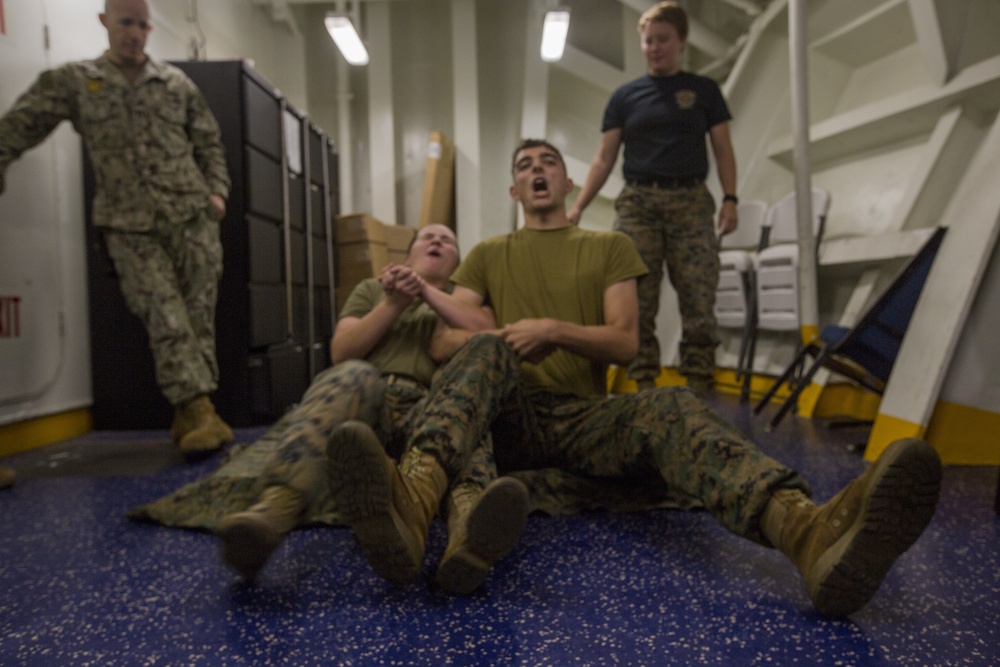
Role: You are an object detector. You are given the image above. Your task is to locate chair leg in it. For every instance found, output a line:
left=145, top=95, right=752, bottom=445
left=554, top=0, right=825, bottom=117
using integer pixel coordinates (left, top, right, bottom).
left=736, top=321, right=754, bottom=401
left=766, top=349, right=830, bottom=432
left=739, top=321, right=757, bottom=403
left=738, top=277, right=758, bottom=403
left=994, top=464, right=999, bottom=515
left=735, top=324, right=750, bottom=382
left=753, top=344, right=809, bottom=415
left=739, top=348, right=753, bottom=403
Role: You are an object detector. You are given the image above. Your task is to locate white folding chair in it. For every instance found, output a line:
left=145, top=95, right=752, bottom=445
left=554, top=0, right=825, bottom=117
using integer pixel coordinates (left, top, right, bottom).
left=745, top=187, right=832, bottom=391
left=714, top=199, right=768, bottom=400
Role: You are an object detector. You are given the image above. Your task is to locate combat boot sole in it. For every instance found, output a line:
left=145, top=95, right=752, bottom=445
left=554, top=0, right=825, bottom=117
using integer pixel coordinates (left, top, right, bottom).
left=436, top=478, right=530, bottom=595
left=326, top=422, right=422, bottom=586
left=808, top=438, right=941, bottom=616
left=218, top=513, right=282, bottom=582
left=179, top=421, right=234, bottom=455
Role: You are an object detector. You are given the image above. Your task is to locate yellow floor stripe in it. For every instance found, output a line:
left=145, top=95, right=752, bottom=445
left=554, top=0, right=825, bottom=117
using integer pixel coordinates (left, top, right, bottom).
left=866, top=414, right=926, bottom=461
left=918, top=401, right=1000, bottom=465
left=611, top=367, right=998, bottom=466
left=0, top=409, right=92, bottom=457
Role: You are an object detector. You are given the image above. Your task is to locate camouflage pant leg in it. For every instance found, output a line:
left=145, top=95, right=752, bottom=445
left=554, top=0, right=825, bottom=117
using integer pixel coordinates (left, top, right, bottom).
left=380, top=382, right=431, bottom=461
left=407, top=334, right=524, bottom=482
left=614, top=184, right=720, bottom=381
left=103, top=211, right=223, bottom=406
left=401, top=332, right=799, bottom=540
left=447, top=436, right=499, bottom=498
left=258, top=360, right=425, bottom=511
left=527, top=387, right=809, bottom=544
left=661, top=185, right=720, bottom=380
left=176, top=212, right=224, bottom=393
left=614, top=186, right=666, bottom=382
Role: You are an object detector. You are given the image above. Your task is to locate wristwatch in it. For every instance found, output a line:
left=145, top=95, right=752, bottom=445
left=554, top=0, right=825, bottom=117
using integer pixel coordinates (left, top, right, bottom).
left=723, top=194, right=739, bottom=205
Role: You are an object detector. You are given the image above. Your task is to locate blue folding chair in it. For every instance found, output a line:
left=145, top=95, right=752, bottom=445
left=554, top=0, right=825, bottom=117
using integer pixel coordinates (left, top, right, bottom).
left=754, top=227, right=947, bottom=432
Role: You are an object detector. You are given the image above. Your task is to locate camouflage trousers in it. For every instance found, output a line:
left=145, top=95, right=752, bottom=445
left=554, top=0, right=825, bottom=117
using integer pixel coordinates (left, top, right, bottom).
left=614, top=183, right=721, bottom=382
left=104, top=210, right=222, bottom=407
left=408, top=334, right=809, bottom=544
left=258, top=360, right=496, bottom=514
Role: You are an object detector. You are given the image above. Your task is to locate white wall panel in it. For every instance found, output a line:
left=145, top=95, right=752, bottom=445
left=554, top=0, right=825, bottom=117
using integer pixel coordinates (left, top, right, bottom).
left=0, top=0, right=90, bottom=424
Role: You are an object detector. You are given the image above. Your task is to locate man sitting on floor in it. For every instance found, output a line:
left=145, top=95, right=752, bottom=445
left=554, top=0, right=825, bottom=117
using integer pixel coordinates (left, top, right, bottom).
left=326, top=139, right=942, bottom=617
left=216, top=224, right=529, bottom=592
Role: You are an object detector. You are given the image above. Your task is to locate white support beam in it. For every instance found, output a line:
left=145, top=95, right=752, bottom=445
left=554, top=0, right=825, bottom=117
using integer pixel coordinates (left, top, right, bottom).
left=519, top=0, right=551, bottom=228
left=451, top=0, right=483, bottom=248
left=718, top=0, right=763, bottom=16
left=687, top=16, right=731, bottom=58
left=889, top=106, right=975, bottom=233
left=336, top=57, right=355, bottom=214
left=557, top=44, right=630, bottom=94
left=908, top=0, right=950, bottom=84
left=521, top=0, right=550, bottom=140
left=788, top=0, right=819, bottom=343
left=868, top=110, right=1000, bottom=459
left=564, top=154, right=623, bottom=201
left=366, top=2, right=397, bottom=223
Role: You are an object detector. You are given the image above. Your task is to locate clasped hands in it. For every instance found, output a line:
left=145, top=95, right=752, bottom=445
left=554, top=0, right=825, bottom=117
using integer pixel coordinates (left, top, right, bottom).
left=380, top=263, right=556, bottom=363
left=378, top=263, right=426, bottom=306
left=492, top=318, right=559, bottom=364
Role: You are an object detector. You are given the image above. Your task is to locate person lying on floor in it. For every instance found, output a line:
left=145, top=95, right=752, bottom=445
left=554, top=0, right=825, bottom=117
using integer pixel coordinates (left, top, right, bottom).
left=216, top=224, right=530, bottom=592
left=326, top=138, right=943, bottom=617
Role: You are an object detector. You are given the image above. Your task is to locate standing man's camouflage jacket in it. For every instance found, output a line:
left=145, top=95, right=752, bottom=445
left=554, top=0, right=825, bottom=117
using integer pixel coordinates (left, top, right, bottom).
left=0, top=54, right=230, bottom=231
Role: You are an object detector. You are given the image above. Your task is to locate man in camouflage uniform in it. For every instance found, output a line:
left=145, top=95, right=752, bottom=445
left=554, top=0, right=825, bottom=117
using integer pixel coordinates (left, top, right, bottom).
left=218, top=225, right=529, bottom=594
left=0, top=0, right=232, bottom=453
left=329, top=139, right=943, bottom=617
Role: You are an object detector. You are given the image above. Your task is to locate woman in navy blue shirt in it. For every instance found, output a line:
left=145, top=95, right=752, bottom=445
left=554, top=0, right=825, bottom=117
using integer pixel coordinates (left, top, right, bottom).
left=568, top=1, right=738, bottom=395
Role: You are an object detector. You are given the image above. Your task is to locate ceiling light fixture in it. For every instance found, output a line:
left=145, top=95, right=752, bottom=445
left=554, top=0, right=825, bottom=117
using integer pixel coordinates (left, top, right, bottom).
left=325, top=14, right=369, bottom=66
left=540, top=9, right=570, bottom=62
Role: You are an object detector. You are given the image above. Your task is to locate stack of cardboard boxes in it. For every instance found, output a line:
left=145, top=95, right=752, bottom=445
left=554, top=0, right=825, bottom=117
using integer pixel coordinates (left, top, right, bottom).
left=334, top=213, right=417, bottom=310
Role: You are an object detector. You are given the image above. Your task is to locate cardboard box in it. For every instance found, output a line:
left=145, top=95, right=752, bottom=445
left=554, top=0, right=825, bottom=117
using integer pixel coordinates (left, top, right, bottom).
left=386, top=249, right=408, bottom=265
left=383, top=224, right=416, bottom=253
left=337, top=241, right=389, bottom=288
left=419, top=131, right=455, bottom=229
left=335, top=213, right=386, bottom=244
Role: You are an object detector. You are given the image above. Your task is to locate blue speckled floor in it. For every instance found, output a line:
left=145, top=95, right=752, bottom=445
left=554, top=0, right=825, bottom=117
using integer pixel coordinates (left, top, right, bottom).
left=1, top=396, right=998, bottom=666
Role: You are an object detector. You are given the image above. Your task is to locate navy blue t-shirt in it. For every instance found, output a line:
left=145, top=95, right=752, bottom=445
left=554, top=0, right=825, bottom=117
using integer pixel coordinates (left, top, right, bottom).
left=602, top=71, right=732, bottom=182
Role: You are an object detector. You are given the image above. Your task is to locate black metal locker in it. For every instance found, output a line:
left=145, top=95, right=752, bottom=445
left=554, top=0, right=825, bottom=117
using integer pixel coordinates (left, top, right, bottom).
left=85, top=60, right=338, bottom=429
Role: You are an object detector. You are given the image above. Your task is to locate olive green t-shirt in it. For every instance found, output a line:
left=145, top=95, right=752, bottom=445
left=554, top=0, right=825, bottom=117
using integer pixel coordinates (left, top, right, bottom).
left=339, top=279, right=442, bottom=387
left=452, top=226, right=647, bottom=397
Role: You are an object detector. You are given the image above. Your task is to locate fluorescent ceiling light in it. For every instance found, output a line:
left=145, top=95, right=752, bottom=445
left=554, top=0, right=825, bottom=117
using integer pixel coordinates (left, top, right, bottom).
left=325, top=15, right=369, bottom=66
left=540, top=9, right=570, bottom=62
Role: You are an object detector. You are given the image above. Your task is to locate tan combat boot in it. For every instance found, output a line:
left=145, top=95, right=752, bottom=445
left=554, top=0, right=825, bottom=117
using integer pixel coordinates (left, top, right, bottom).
left=435, top=477, right=530, bottom=595
left=169, top=407, right=194, bottom=446
left=326, top=421, right=447, bottom=586
left=762, top=438, right=941, bottom=616
left=0, top=466, right=15, bottom=489
left=174, top=396, right=234, bottom=454
left=217, top=485, right=306, bottom=581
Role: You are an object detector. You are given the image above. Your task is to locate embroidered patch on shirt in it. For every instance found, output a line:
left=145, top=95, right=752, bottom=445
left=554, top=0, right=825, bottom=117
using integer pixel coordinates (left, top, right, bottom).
left=87, top=78, right=102, bottom=94
left=675, top=89, right=696, bottom=109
